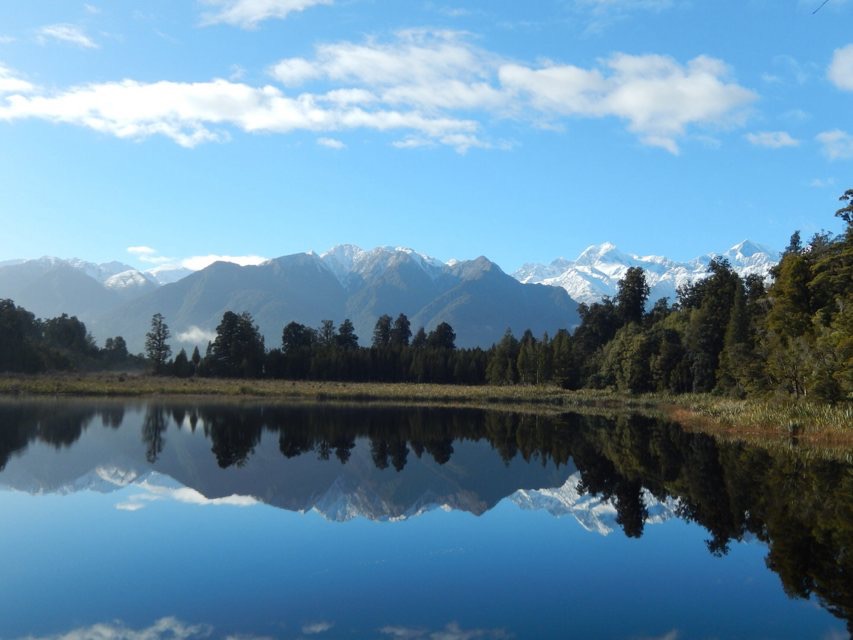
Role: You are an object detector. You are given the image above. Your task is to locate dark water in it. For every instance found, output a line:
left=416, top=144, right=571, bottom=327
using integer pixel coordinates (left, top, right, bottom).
left=0, top=399, right=850, bottom=639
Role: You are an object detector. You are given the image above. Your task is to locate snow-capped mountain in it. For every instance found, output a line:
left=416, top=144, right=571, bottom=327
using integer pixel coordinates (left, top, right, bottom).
left=144, top=264, right=194, bottom=286
left=514, top=240, right=780, bottom=306
left=510, top=471, right=678, bottom=536
left=320, top=244, right=446, bottom=286
left=104, top=269, right=158, bottom=291
left=65, top=258, right=138, bottom=283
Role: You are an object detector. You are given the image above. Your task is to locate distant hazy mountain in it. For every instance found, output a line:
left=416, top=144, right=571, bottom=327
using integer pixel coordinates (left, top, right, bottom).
left=92, top=247, right=581, bottom=352
left=1, top=240, right=779, bottom=351
left=94, top=253, right=348, bottom=353
left=0, top=257, right=155, bottom=321
left=514, top=240, right=780, bottom=306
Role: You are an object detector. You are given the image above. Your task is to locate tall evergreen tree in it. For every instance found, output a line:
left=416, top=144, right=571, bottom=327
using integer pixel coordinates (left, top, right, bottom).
left=206, top=311, right=265, bottom=377
left=616, top=266, right=650, bottom=326
left=145, top=313, right=171, bottom=374
left=390, top=313, right=412, bottom=348
left=372, top=314, right=392, bottom=349
left=336, top=319, right=359, bottom=350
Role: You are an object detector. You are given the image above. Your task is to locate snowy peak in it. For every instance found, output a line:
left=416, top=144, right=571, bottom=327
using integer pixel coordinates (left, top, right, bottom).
left=320, top=244, right=446, bottom=285
left=513, top=241, right=779, bottom=306
left=103, top=269, right=157, bottom=291
left=144, top=265, right=193, bottom=286
left=63, top=258, right=136, bottom=283
left=510, top=471, right=678, bottom=536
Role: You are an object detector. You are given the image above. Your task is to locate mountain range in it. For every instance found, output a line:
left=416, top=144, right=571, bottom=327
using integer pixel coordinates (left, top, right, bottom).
left=514, top=240, right=780, bottom=305
left=0, top=241, right=778, bottom=353
left=0, top=415, right=676, bottom=531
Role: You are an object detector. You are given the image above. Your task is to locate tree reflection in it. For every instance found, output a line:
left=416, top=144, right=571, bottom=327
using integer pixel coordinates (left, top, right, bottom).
left=142, top=406, right=167, bottom=464
left=0, top=399, right=850, bottom=631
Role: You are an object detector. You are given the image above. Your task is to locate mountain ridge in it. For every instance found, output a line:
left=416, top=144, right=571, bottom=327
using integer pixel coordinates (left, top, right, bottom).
left=0, top=240, right=778, bottom=352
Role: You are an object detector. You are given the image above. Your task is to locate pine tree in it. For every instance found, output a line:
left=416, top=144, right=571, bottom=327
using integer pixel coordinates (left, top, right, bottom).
left=145, top=313, right=171, bottom=374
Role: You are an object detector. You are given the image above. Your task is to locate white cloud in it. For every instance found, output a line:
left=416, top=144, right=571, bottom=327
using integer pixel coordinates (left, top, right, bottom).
left=269, top=30, right=506, bottom=111
left=809, top=177, right=836, bottom=188
left=501, top=53, right=755, bottom=153
left=84, top=4, right=101, bottom=14
left=828, top=43, right=853, bottom=91
left=569, top=0, right=674, bottom=33
left=745, top=131, right=800, bottom=148
left=379, top=627, right=426, bottom=639
left=115, top=501, right=146, bottom=512
left=816, top=129, right=853, bottom=159
left=128, top=247, right=268, bottom=273
left=127, top=245, right=158, bottom=256
left=301, top=621, right=334, bottom=635
left=379, top=623, right=510, bottom=640
left=116, top=478, right=259, bottom=511
left=200, top=0, right=333, bottom=29
left=18, top=617, right=212, bottom=640
left=0, top=64, right=35, bottom=94
left=176, top=326, right=218, bottom=344
left=0, top=35, right=16, bottom=44
left=140, top=479, right=258, bottom=507
left=180, top=254, right=267, bottom=270
left=127, top=246, right=173, bottom=265
left=638, top=632, right=679, bottom=640
left=317, top=136, right=345, bottom=149
left=0, top=31, right=756, bottom=153
left=36, top=24, right=99, bottom=49
left=0, top=74, right=479, bottom=150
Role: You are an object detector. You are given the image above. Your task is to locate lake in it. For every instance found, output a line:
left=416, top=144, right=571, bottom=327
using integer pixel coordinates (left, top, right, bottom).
left=0, top=399, right=850, bottom=639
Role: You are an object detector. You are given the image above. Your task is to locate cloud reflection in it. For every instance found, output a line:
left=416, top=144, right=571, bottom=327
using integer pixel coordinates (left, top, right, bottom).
left=114, top=475, right=258, bottom=512
left=301, top=621, right=334, bottom=634
left=380, top=622, right=511, bottom=640
left=18, top=617, right=212, bottom=640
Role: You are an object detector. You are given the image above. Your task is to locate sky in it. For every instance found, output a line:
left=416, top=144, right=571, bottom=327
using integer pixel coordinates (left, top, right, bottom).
left=0, top=0, right=851, bottom=274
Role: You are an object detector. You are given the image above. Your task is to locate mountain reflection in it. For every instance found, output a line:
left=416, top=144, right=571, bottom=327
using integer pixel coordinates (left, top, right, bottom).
left=0, top=399, right=851, bottom=631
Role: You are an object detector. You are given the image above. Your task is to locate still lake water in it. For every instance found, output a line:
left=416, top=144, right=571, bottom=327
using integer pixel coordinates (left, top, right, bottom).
left=0, top=399, right=850, bottom=640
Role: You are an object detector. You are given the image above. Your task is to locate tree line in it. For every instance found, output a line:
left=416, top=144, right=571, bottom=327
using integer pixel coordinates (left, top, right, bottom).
left=2, top=190, right=850, bottom=401
left=0, top=302, right=142, bottom=373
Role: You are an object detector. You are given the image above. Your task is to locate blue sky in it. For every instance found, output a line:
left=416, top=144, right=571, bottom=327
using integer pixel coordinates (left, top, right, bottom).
left=1, top=0, right=851, bottom=273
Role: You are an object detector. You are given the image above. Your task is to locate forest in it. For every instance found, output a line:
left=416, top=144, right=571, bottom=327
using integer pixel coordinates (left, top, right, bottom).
left=1, top=190, right=851, bottom=402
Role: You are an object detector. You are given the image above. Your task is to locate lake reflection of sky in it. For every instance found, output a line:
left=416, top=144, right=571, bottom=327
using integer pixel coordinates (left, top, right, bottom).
left=0, top=486, right=843, bottom=639
left=0, top=402, right=848, bottom=639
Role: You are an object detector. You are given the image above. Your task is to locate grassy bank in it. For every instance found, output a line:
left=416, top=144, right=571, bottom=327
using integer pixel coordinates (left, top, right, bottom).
left=0, top=373, right=850, bottom=449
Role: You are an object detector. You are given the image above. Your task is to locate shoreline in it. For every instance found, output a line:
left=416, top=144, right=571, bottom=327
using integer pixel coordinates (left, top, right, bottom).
left=1, top=373, right=850, bottom=452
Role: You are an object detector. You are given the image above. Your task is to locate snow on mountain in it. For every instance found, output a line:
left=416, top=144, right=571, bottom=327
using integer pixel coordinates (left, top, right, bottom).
left=59, top=465, right=142, bottom=495
left=64, top=258, right=137, bottom=283
left=103, top=269, right=157, bottom=291
left=514, top=241, right=780, bottom=306
left=510, top=471, right=678, bottom=536
left=320, top=244, right=446, bottom=285
left=144, top=264, right=194, bottom=285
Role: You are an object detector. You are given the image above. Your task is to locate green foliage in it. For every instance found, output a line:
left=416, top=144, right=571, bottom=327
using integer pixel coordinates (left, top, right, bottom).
left=427, top=322, right=456, bottom=350
left=145, top=313, right=172, bottom=374
left=372, top=314, right=392, bottom=349
left=0, top=299, right=43, bottom=372
left=390, top=313, right=412, bottom=348
left=205, top=311, right=265, bottom=378
left=616, top=266, right=650, bottom=326
left=336, top=318, right=359, bottom=350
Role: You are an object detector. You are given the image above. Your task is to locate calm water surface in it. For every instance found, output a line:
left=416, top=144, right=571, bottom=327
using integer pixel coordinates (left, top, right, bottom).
left=0, top=400, right=850, bottom=639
